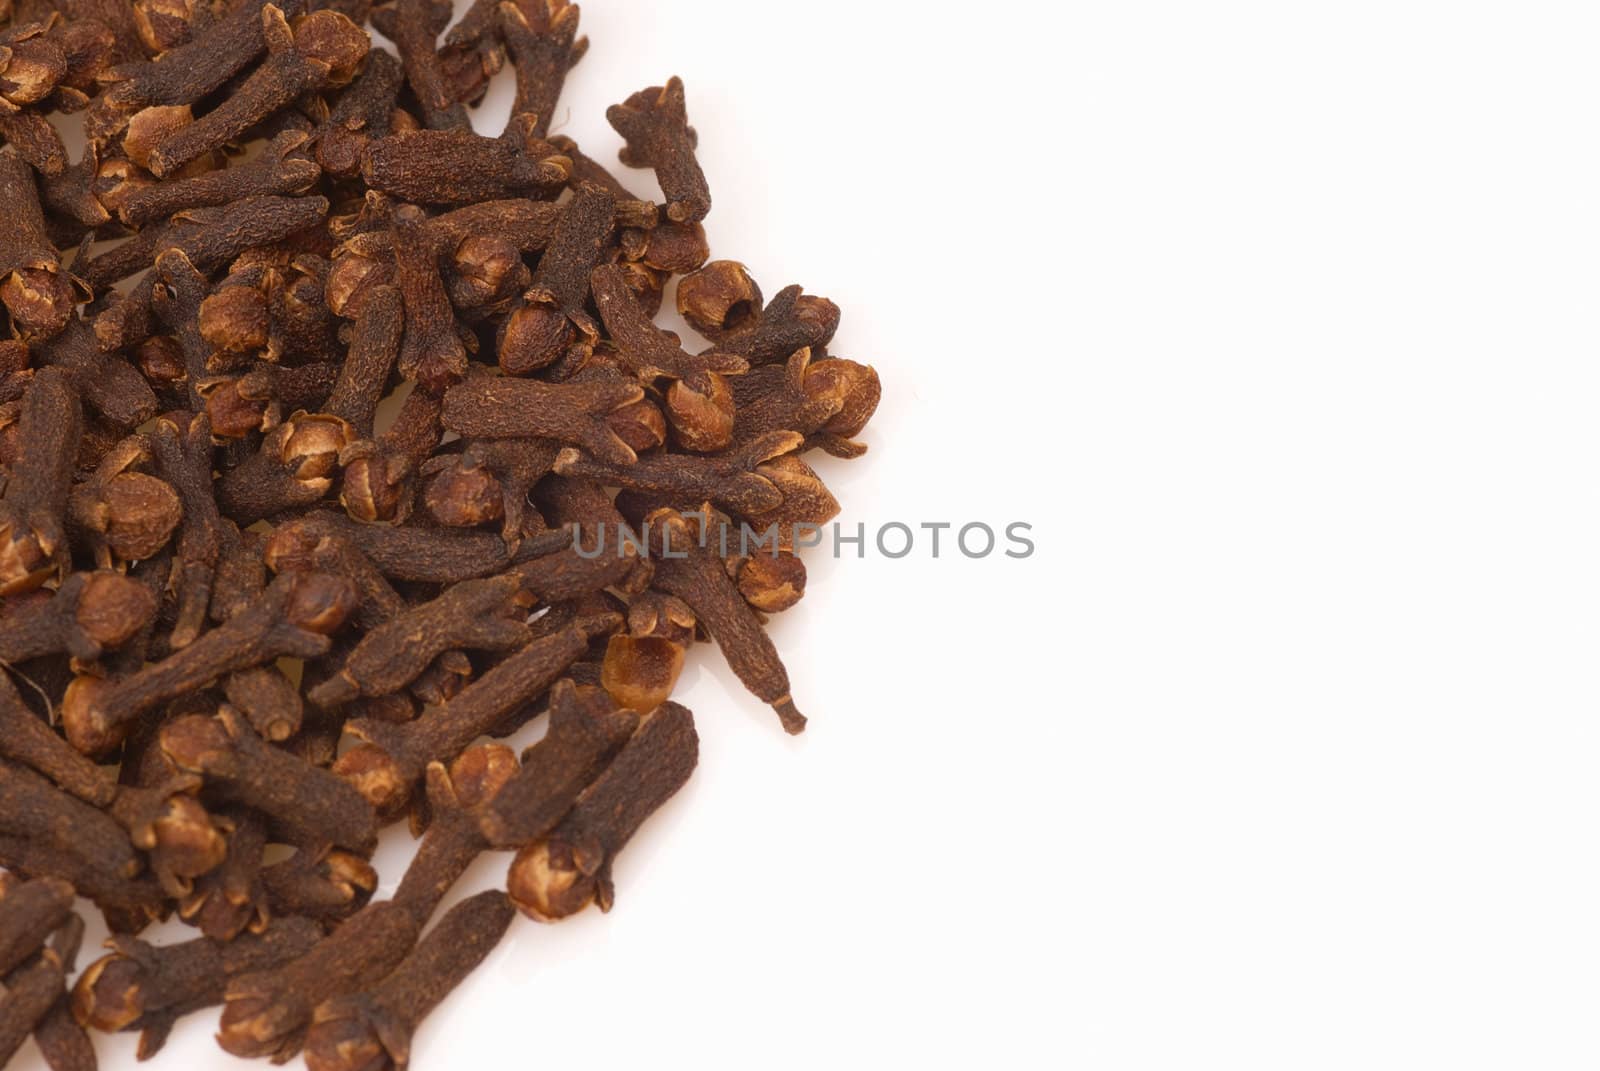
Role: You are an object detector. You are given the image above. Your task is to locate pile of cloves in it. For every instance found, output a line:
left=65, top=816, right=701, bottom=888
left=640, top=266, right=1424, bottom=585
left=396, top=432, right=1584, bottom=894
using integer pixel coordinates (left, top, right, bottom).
left=0, top=0, right=878, bottom=1066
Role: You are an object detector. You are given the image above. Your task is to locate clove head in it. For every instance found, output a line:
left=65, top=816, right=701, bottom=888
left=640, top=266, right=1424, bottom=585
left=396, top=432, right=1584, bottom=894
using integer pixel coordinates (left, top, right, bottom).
left=423, top=455, right=503, bottom=528
left=75, top=571, right=160, bottom=650
left=285, top=570, right=360, bottom=634
left=496, top=294, right=573, bottom=376
left=281, top=412, right=355, bottom=485
left=1, top=267, right=75, bottom=340
left=61, top=673, right=118, bottom=755
left=507, top=836, right=600, bottom=922
left=200, top=287, right=271, bottom=354
left=665, top=371, right=735, bottom=453
left=72, top=951, right=148, bottom=1032
left=84, top=472, right=183, bottom=563
left=737, top=551, right=807, bottom=613
left=292, top=11, right=372, bottom=86
left=676, top=260, right=762, bottom=338
left=145, top=793, right=229, bottom=883
left=331, top=743, right=407, bottom=817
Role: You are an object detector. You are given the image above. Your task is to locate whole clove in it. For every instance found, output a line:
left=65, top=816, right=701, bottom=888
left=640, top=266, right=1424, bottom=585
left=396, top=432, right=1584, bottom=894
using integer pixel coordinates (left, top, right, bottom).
left=0, top=147, right=80, bottom=338
left=0, top=366, right=81, bottom=594
left=508, top=699, right=697, bottom=920
left=304, top=889, right=515, bottom=1071
left=606, top=77, right=711, bottom=224
left=62, top=569, right=357, bottom=754
left=0, top=914, right=83, bottom=1067
left=0, top=876, right=75, bottom=979
left=335, top=611, right=619, bottom=814
left=73, top=915, right=323, bottom=1058
left=160, top=706, right=379, bottom=852
left=308, top=573, right=534, bottom=709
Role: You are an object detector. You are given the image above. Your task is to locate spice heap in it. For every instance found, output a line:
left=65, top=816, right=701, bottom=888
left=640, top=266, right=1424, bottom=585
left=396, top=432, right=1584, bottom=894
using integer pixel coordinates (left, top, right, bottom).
left=0, top=0, right=880, bottom=1065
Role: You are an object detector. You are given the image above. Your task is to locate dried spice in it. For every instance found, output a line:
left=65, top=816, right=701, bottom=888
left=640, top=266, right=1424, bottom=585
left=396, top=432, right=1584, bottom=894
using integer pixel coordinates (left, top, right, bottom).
left=160, top=707, right=379, bottom=852
left=73, top=916, right=323, bottom=1058
left=0, top=1, right=879, bottom=1066
left=0, top=875, right=74, bottom=979
left=508, top=699, right=697, bottom=920
left=0, top=912, right=84, bottom=1067
left=335, top=612, right=620, bottom=815
left=304, top=890, right=514, bottom=1071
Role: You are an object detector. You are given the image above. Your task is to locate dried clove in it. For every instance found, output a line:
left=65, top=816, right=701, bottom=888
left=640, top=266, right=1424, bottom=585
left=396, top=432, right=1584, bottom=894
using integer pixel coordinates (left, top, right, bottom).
left=0, top=568, right=155, bottom=668
left=315, top=47, right=403, bottom=178
left=62, top=569, right=357, bottom=754
left=175, top=804, right=268, bottom=940
left=0, top=147, right=80, bottom=338
left=308, top=573, right=533, bottom=709
left=120, top=127, right=322, bottom=226
left=606, top=77, right=711, bottom=224
left=73, top=915, right=323, bottom=1058
left=553, top=430, right=802, bottom=518
left=339, top=385, right=443, bottom=521
left=0, top=875, right=74, bottom=979
left=590, top=261, right=747, bottom=381
left=479, top=678, right=637, bottom=848
left=160, top=706, right=379, bottom=851
left=441, top=373, right=644, bottom=465
left=0, top=913, right=82, bottom=1067
left=305, top=889, right=514, bottom=1071
left=497, top=0, right=585, bottom=139
left=360, top=119, right=570, bottom=204
left=335, top=611, right=619, bottom=814
left=369, top=0, right=467, bottom=131
left=141, top=6, right=368, bottom=178
left=282, top=502, right=570, bottom=584
left=495, top=181, right=613, bottom=375
left=0, top=674, right=116, bottom=805
left=508, top=699, right=697, bottom=919
left=0, top=366, right=81, bottom=594
left=65, top=434, right=183, bottom=568
left=390, top=204, right=469, bottom=392
left=644, top=506, right=806, bottom=734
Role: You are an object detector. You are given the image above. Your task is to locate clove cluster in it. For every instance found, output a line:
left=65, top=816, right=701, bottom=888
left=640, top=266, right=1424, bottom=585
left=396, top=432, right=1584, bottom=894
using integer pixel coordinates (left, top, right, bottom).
left=0, top=0, right=879, bottom=1067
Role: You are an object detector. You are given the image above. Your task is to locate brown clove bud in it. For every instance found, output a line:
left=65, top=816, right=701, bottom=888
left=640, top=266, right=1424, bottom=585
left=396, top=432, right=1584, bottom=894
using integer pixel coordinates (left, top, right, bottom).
left=0, top=672, right=116, bottom=806
left=589, top=261, right=747, bottom=381
left=508, top=699, right=697, bottom=919
left=0, top=568, right=155, bottom=667
left=360, top=117, right=571, bottom=204
left=305, top=889, right=515, bottom=1071
left=63, top=570, right=357, bottom=755
left=0, top=148, right=80, bottom=339
left=441, top=373, right=644, bottom=466
left=478, top=679, right=637, bottom=848
left=0, top=366, right=81, bottom=594
left=335, top=612, right=620, bottom=815
left=217, top=411, right=354, bottom=524
left=73, top=916, right=323, bottom=1059
left=160, top=706, right=379, bottom=852
left=316, top=48, right=404, bottom=178
left=496, top=182, right=612, bottom=375
left=553, top=430, right=802, bottom=518
left=309, top=574, right=534, bottom=709
left=644, top=506, right=805, bottom=733
left=274, top=509, right=571, bottom=584
left=121, top=127, right=321, bottom=226
left=143, top=6, right=369, bottom=178
left=0, top=876, right=74, bottom=980
left=66, top=434, right=183, bottom=568
left=606, top=77, right=710, bottom=224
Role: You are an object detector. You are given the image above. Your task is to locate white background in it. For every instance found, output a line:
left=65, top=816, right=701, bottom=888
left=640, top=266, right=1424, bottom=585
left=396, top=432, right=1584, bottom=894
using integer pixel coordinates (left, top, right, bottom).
left=26, top=1, right=1600, bottom=1069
